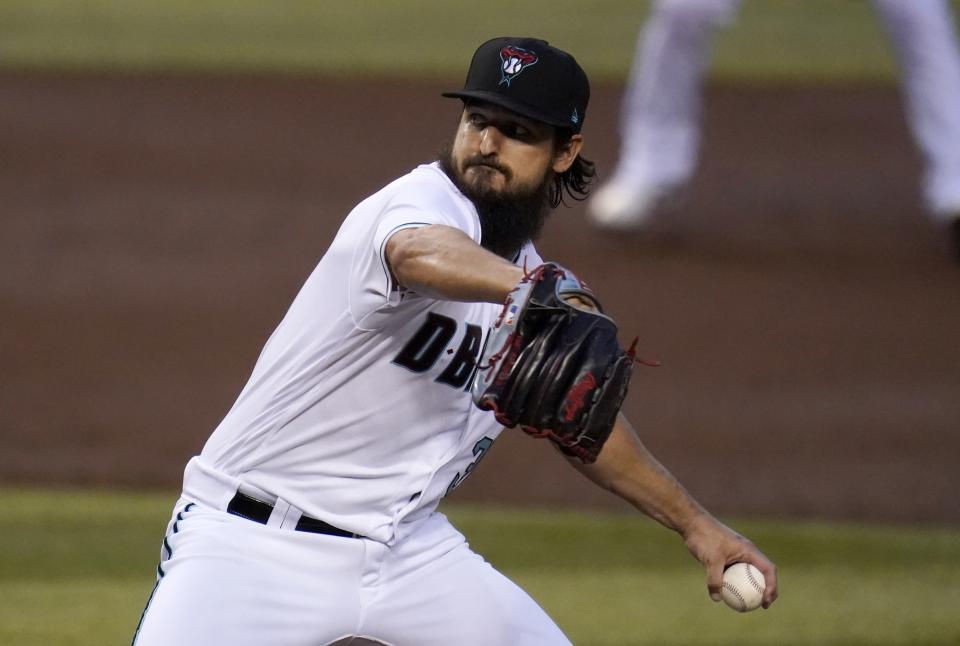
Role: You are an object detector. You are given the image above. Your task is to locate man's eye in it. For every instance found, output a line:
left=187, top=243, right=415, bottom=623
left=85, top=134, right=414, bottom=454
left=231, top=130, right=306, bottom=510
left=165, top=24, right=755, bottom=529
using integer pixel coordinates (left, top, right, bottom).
left=468, top=114, right=486, bottom=127
left=504, top=124, right=530, bottom=139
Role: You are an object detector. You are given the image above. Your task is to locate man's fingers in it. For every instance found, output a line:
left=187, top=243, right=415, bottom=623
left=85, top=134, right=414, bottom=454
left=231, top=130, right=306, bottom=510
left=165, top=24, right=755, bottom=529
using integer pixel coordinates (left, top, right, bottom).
left=757, top=561, right=779, bottom=609
left=706, top=562, right=724, bottom=602
left=562, top=294, right=599, bottom=311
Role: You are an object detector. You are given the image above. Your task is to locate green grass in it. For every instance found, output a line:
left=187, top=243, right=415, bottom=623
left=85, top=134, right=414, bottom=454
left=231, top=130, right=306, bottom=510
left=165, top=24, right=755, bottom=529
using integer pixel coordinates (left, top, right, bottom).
left=1, top=488, right=959, bottom=645
left=2, top=0, right=958, bottom=82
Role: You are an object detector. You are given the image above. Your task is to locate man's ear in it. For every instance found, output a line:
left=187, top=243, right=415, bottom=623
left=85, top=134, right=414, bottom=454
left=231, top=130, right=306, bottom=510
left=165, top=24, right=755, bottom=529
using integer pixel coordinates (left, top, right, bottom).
left=552, top=134, right=584, bottom=173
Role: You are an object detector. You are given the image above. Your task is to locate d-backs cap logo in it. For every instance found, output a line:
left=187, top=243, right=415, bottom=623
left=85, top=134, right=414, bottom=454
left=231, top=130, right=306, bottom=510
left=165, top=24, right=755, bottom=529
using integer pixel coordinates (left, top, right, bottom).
left=499, top=46, right=538, bottom=86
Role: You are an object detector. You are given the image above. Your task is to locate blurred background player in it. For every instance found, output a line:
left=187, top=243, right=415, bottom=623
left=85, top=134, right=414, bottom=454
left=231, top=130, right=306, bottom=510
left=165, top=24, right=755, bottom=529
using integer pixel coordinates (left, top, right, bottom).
left=588, top=0, right=960, bottom=258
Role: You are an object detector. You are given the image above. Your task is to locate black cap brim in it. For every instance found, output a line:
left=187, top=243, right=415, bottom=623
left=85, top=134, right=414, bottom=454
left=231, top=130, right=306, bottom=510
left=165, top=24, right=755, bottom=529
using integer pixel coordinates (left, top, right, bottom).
left=442, top=89, right=573, bottom=130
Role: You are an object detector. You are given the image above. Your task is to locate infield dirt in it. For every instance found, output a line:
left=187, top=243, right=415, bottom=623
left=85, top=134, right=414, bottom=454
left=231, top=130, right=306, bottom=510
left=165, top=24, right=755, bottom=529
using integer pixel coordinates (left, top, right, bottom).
left=2, top=74, right=958, bottom=522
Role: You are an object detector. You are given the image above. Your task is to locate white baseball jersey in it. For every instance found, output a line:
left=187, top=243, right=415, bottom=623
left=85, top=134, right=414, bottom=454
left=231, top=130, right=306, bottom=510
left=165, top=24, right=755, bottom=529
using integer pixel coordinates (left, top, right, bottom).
left=185, top=161, right=542, bottom=545
left=134, top=162, right=573, bottom=645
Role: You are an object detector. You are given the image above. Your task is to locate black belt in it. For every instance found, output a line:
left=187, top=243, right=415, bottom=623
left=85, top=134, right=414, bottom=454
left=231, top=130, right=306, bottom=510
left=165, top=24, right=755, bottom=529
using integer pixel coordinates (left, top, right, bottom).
left=226, top=491, right=361, bottom=539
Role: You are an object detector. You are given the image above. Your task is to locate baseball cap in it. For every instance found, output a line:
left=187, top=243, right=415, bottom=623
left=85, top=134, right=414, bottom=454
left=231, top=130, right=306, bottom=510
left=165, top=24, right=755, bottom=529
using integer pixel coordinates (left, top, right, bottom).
left=442, top=37, right=589, bottom=134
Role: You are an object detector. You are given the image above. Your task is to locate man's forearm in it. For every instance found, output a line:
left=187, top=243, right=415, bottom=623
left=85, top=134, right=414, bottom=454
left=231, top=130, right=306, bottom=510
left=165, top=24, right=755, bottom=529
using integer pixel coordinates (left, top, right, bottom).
left=571, top=414, right=709, bottom=535
left=386, top=225, right=524, bottom=303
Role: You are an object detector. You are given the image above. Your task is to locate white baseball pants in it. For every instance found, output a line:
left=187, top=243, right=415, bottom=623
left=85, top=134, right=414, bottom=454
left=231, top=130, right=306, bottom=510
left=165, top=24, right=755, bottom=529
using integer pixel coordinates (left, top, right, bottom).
left=132, top=498, right=572, bottom=645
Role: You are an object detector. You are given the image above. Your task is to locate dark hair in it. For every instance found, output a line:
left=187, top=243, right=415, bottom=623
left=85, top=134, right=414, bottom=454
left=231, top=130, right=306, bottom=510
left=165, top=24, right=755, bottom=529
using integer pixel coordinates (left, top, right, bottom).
left=549, top=129, right=595, bottom=208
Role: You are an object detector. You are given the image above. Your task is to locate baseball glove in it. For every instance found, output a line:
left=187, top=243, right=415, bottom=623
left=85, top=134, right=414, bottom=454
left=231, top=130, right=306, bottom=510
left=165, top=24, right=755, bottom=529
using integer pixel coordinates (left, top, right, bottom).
left=471, top=262, right=637, bottom=463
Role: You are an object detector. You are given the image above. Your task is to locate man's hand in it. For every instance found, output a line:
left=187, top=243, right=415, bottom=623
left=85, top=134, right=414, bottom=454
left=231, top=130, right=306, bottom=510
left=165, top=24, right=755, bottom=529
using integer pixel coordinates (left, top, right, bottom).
left=682, top=513, right=779, bottom=609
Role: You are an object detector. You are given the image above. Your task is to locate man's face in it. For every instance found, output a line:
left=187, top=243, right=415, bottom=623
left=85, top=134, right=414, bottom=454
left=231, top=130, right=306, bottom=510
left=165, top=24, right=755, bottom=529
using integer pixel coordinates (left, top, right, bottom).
left=441, top=100, right=585, bottom=259
left=449, top=102, right=559, bottom=198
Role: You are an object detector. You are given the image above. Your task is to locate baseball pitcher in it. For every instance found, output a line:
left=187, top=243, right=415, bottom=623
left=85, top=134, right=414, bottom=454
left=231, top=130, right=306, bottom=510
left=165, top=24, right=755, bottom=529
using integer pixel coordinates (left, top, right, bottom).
left=132, top=36, right=778, bottom=646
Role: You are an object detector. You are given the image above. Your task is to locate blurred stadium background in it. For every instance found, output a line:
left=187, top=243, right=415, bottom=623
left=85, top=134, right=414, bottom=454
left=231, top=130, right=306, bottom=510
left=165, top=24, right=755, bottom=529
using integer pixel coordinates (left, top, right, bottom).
left=2, top=1, right=959, bottom=644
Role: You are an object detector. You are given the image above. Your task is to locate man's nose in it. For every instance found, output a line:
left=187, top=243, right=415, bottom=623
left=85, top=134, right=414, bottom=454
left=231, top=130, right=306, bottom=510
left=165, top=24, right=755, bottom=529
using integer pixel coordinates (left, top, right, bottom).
left=479, top=126, right=503, bottom=156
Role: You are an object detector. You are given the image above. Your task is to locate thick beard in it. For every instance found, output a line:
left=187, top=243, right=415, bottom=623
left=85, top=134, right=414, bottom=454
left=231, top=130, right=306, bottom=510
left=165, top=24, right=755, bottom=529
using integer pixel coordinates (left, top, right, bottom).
left=438, top=141, right=553, bottom=261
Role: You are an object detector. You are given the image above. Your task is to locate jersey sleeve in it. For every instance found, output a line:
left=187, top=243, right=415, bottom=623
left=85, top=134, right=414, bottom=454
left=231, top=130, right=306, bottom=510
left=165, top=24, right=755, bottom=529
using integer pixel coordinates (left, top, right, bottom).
left=348, top=179, right=479, bottom=329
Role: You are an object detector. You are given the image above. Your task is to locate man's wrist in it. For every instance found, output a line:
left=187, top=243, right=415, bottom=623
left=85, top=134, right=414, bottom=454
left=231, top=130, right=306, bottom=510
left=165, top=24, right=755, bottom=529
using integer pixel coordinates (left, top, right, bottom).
left=676, top=507, right=715, bottom=539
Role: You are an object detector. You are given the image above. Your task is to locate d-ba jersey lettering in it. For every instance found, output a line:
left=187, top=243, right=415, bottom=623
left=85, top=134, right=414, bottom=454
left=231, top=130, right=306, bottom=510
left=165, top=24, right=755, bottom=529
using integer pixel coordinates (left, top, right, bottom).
left=189, top=162, right=543, bottom=545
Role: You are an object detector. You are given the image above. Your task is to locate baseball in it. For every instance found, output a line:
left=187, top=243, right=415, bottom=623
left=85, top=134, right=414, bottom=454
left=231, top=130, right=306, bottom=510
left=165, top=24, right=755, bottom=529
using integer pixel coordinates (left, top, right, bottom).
left=720, top=562, right=766, bottom=612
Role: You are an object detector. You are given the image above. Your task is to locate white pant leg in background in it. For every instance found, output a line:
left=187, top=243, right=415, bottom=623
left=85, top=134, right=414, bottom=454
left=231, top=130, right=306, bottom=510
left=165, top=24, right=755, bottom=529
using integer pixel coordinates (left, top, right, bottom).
left=872, top=0, right=960, bottom=218
left=613, top=0, right=740, bottom=188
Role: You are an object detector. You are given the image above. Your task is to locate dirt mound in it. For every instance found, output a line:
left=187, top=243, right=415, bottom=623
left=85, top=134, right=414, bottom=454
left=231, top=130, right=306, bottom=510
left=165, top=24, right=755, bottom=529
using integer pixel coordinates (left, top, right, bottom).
left=2, top=73, right=957, bottom=522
